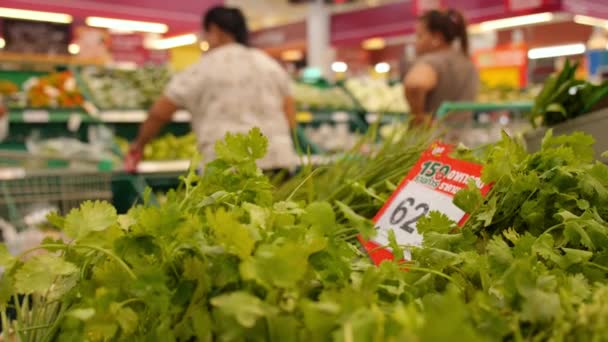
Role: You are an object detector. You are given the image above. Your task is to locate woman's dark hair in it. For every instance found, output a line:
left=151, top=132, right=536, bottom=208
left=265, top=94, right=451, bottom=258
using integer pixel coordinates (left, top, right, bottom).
left=419, top=9, right=469, bottom=55
left=203, top=6, right=249, bottom=46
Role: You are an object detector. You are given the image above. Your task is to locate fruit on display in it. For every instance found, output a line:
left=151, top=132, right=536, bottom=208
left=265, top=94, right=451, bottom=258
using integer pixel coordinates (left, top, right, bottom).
left=143, top=132, right=197, bottom=161
left=81, top=66, right=171, bottom=109
left=477, top=83, right=538, bottom=103
left=293, top=82, right=356, bottom=111
left=4, top=125, right=608, bottom=340
left=345, top=78, right=409, bottom=113
left=0, top=80, right=19, bottom=96
left=115, top=133, right=197, bottom=161
left=24, top=71, right=84, bottom=108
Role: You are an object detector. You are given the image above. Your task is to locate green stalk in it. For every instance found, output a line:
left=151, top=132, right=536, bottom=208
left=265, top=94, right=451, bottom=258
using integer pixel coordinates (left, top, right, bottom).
left=20, top=244, right=136, bottom=280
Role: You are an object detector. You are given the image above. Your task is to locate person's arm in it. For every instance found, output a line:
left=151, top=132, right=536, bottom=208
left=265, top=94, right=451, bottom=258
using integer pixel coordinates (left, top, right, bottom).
left=132, top=96, right=178, bottom=151
left=124, top=96, right=178, bottom=172
left=283, top=95, right=297, bottom=129
left=404, top=62, right=438, bottom=126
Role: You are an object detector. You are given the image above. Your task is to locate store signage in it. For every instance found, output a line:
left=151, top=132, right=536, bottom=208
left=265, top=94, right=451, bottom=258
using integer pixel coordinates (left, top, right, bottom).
left=359, top=142, right=491, bottom=265
left=110, top=33, right=147, bottom=65
left=473, top=45, right=528, bottom=88
left=2, top=19, right=69, bottom=54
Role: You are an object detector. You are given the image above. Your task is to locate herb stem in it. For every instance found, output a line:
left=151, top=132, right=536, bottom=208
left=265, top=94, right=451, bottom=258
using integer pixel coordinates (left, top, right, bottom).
left=20, top=244, right=136, bottom=280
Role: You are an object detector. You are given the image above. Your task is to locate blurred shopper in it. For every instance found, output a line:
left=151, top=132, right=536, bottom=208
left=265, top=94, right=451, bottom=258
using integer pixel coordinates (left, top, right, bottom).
left=404, top=9, right=478, bottom=126
left=125, top=6, right=297, bottom=172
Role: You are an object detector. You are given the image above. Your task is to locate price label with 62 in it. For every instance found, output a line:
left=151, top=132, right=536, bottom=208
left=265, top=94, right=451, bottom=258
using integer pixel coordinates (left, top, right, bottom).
left=359, top=142, right=491, bottom=265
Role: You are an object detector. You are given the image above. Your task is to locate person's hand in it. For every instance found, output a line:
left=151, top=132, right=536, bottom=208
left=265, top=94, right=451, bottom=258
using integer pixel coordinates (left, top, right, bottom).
left=0, top=104, right=6, bottom=118
left=124, top=144, right=142, bottom=173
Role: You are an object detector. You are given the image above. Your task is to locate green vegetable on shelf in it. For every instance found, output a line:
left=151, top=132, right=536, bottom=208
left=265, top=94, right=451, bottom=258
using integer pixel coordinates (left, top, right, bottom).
left=529, top=60, right=608, bottom=126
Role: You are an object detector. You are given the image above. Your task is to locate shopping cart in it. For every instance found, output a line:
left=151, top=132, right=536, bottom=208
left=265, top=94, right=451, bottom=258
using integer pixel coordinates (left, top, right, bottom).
left=0, top=150, right=113, bottom=232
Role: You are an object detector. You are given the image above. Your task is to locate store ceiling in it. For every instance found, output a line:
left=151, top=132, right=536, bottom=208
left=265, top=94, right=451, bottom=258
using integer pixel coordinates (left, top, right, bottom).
left=2, top=0, right=402, bottom=36
left=1, top=0, right=222, bottom=35
left=229, top=0, right=403, bottom=30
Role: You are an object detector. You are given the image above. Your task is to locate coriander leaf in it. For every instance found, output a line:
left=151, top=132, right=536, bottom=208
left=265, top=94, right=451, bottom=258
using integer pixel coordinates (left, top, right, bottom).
left=14, top=254, right=78, bottom=294
left=453, top=179, right=483, bottom=213
left=0, top=244, right=15, bottom=268
left=111, top=303, right=139, bottom=336
left=215, top=128, right=268, bottom=164
left=335, top=201, right=375, bottom=240
left=476, top=197, right=497, bottom=227
left=416, top=211, right=456, bottom=235
left=64, top=201, right=117, bottom=239
left=302, top=202, right=336, bottom=233
left=210, top=292, right=269, bottom=328
left=207, top=208, right=255, bottom=259
left=388, top=230, right=404, bottom=261
left=68, top=308, right=96, bottom=320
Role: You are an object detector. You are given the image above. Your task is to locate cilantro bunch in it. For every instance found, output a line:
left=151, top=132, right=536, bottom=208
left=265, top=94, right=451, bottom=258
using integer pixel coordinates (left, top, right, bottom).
left=1, top=126, right=608, bottom=341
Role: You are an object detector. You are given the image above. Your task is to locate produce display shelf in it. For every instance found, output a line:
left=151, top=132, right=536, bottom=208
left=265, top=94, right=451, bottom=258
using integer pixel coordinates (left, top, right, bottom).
left=436, top=101, right=533, bottom=119
left=7, top=109, right=191, bottom=123
left=0, top=52, right=105, bottom=66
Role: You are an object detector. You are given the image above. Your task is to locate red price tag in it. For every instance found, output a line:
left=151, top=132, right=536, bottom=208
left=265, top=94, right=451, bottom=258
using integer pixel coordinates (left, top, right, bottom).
left=360, top=142, right=492, bottom=265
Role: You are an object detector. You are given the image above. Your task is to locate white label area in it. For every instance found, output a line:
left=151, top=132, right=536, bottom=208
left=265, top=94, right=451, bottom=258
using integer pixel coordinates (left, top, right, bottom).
left=22, top=110, right=50, bottom=123
left=374, top=181, right=465, bottom=258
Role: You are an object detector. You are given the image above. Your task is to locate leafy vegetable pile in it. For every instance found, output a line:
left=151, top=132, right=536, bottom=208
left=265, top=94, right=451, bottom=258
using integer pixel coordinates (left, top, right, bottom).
left=2, top=126, right=608, bottom=341
left=114, top=133, right=197, bottom=161
left=530, top=60, right=608, bottom=126
left=81, top=66, right=171, bottom=109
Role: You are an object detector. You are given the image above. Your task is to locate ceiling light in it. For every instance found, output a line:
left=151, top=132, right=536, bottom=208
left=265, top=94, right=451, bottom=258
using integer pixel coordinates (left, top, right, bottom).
left=528, top=43, right=586, bottom=59
left=281, top=49, right=303, bottom=61
left=374, top=62, right=390, bottom=73
left=149, top=34, right=197, bottom=50
left=0, top=38, right=5, bottom=49
left=362, top=37, right=386, bottom=50
left=574, top=15, right=608, bottom=28
left=331, top=61, right=348, bottom=73
left=86, top=16, right=168, bottom=34
left=199, top=41, right=210, bottom=52
left=0, top=7, right=72, bottom=24
left=470, top=12, right=553, bottom=33
left=68, top=43, right=80, bottom=55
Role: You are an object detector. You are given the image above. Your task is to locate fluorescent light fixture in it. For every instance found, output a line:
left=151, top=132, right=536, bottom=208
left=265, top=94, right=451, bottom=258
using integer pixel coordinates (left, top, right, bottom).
left=374, top=62, right=390, bottom=73
left=149, top=33, right=197, bottom=50
left=331, top=61, right=348, bottom=73
left=281, top=49, right=303, bottom=61
left=0, top=38, right=5, bottom=49
left=471, top=12, right=553, bottom=33
left=68, top=43, right=80, bottom=55
left=0, top=7, right=72, bottom=23
left=362, top=37, right=386, bottom=50
left=86, top=16, right=168, bottom=34
left=199, top=41, right=210, bottom=51
left=528, top=43, right=586, bottom=59
left=574, top=15, right=608, bottom=28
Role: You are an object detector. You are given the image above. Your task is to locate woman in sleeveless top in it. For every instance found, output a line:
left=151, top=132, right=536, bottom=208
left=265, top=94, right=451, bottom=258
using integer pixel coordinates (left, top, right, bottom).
left=404, top=9, right=478, bottom=126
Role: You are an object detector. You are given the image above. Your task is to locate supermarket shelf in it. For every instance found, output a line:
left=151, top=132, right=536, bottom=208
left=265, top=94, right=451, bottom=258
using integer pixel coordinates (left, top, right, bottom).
left=0, top=52, right=106, bottom=66
left=436, top=101, right=533, bottom=119
left=7, top=109, right=191, bottom=123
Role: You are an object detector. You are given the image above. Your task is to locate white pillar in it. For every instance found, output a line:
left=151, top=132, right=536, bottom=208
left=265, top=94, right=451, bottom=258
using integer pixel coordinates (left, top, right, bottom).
left=307, top=0, right=331, bottom=77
